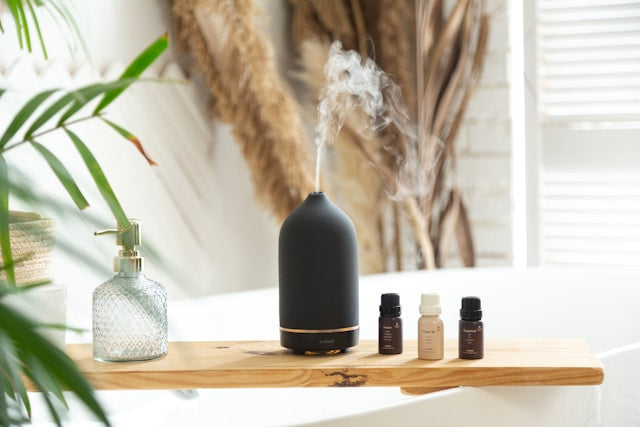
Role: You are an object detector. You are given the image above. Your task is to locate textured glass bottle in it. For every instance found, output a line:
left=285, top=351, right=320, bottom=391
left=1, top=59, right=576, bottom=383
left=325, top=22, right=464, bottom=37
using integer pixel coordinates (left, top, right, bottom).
left=93, top=220, right=167, bottom=362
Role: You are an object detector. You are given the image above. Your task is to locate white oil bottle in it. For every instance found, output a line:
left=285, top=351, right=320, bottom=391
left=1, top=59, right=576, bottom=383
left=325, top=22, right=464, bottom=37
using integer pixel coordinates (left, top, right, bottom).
left=418, top=293, right=444, bottom=360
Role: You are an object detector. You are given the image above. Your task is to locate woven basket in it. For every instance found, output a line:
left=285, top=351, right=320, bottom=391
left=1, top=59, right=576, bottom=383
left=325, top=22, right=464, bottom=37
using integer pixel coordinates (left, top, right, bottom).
left=0, top=212, right=55, bottom=286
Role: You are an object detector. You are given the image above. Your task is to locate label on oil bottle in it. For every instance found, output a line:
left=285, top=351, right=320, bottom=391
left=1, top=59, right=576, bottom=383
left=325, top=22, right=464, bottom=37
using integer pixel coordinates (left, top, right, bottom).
left=459, top=320, right=484, bottom=359
left=379, top=317, right=403, bottom=354
left=418, top=316, right=444, bottom=360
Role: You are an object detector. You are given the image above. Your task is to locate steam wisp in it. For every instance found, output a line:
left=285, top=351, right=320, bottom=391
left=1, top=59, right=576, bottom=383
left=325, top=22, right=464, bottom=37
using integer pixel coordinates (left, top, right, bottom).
left=314, top=41, right=417, bottom=193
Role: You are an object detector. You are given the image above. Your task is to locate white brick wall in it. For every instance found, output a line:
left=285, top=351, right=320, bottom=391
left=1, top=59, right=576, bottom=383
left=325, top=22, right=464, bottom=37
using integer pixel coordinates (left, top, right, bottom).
left=458, top=119, right=512, bottom=155
left=465, top=86, right=511, bottom=120
left=454, top=0, right=514, bottom=267
left=481, top=52, right=511, bottom=86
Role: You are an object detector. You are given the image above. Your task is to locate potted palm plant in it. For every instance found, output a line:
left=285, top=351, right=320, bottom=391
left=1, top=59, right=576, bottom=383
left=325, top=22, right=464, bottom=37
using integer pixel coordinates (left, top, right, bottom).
left=0, top=1, right=169, bottom=425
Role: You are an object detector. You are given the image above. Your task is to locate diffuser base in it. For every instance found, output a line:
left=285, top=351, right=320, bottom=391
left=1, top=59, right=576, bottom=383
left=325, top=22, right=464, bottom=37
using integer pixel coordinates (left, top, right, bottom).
left=291, top=349, right=346, bottom=355
left=280, top=328, right=359, bottom=354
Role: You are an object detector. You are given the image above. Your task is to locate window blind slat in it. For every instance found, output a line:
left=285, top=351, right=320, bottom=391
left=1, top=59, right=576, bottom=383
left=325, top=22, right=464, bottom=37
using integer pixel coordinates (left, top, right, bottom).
left=543, top=106, right=640, bottom=119
left=541, top=171, right=640, bottom=266
left=542, top=34, right=640, bottom=50
left=539, top=0, right=640, bottom=11
left=544, top=47, right=640, bottom=63
left=543, top=91, right=640, bottom=104
left=540, top=21, right=640, bottom=36
left=542, top=77, right=640, bottom=90
left=544, top=226, right=640, bottom=238
left=539, top=7, right=640, bottom=23
left=542, top=61, right=640, bottom=77
left=538, top=0, right=640, bottom=122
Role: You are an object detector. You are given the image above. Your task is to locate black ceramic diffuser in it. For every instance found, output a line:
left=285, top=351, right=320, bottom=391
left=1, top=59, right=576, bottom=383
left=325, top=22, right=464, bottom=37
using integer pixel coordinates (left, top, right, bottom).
left=279, top=192, right=359, bottom=354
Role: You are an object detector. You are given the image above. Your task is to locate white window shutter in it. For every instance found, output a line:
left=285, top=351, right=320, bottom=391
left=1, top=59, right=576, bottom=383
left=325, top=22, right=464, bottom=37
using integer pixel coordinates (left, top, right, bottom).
left=536, top=0, right=640, bottom=266
left=538, top=0, right=640, bottom=124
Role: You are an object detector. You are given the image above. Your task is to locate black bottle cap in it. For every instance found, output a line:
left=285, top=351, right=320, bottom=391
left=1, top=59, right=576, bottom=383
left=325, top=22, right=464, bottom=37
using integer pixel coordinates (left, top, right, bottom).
left=380, top=293, right=401, bottom=317
left=460, top=296, right=482, bottom=321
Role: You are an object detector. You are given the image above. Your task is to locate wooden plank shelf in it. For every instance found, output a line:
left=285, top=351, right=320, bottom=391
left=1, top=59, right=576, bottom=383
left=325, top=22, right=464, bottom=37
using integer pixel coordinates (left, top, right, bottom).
left=60, top=339, right=603, bottom=394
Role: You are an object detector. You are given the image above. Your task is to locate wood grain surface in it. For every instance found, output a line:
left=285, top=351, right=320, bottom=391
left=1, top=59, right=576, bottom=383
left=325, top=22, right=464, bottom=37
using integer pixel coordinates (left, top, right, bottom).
left=45, top=339, right=603, bottom=392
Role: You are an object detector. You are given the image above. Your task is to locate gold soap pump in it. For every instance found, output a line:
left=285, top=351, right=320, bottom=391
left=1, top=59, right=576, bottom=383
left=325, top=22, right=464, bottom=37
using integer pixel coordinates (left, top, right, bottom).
left=95, top=219, right=144, bottom=274
left=92, top=219, right=168, bottom=362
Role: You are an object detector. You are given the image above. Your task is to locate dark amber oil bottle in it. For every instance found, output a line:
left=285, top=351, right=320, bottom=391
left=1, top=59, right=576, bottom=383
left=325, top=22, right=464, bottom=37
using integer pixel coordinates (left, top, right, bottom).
left=379, top=293, right=403, bottom=354
left=459, top=296, right=483, bottom=359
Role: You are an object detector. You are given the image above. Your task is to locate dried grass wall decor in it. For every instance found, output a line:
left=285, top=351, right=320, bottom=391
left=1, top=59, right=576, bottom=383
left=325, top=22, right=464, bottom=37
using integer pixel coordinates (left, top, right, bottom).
left=172, top=0, right=315, bottom=221
left=171, top=0, right=489, bottom=273
left=290, top=0, right=490, bottom=271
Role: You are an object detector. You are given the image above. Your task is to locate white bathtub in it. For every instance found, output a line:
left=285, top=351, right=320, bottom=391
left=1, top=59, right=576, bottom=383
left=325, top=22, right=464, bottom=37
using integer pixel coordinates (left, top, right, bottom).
left=28, top=267, right=640, bottom=426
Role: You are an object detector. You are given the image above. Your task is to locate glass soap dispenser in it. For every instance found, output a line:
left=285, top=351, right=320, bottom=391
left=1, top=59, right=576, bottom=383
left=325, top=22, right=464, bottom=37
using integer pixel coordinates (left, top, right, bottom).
left=92, top=219, right=168, bottom=362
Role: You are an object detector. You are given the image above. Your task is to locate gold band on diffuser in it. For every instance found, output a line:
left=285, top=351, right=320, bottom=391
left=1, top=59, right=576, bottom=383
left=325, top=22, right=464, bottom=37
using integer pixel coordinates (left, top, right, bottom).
left=279, top=325, right=359, bottom=334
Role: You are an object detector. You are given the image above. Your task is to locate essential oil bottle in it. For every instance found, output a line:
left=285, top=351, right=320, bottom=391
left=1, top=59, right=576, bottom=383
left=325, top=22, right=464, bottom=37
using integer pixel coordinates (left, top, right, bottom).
left=459, top=296, right=483, bottom=360
left=378, top=293, right=402, bottom=354
left=418, top=293, right=444, bottom=360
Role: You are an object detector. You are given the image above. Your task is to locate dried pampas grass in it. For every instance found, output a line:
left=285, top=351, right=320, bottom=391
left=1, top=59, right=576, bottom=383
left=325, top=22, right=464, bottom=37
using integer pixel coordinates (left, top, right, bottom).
left=417, top=0, right=488, bottom=266
left=170, top=0, right=489, bottom=271
left=364, top=0, right=415, bottom=118
left=290, top=0, right=325, bottom=47
left=172, top=0, right=315, bottom=221
left=363, top=0, right=415, bottom=269
left=290, top=0, right=490, bottom=270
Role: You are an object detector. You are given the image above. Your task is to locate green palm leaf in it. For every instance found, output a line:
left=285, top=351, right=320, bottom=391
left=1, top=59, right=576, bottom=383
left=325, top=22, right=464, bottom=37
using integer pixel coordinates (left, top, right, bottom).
left=29, top=141, right=89, bottom=210
left=23, top=353, right=68, bottom=409
left=101, top=117, right=156, bottom=166
left=56, top=81, right=137, bottom=126
left=24, top=93, right=77, bottom=139
left=0, top=155, right=15, bottom=286
left=28, top=383, right=62, bottom=426
left=6, top=0, right=24, bottom=49
left=65, top=128, right=129, bottom=229
left=25, top=79, right=146, bottom=138
left=25, top=0, right=48, bottom=59
left=43, top=0, right=89, bottom=58
left=0, top=329, right=31, bottom=419
left=93, top=33, right=168, bottom=114
left=0, top=301, right=111, bottom=426
left=0, top=89, right=58, bottom=148
left=16, top=0, right=32, bottom=52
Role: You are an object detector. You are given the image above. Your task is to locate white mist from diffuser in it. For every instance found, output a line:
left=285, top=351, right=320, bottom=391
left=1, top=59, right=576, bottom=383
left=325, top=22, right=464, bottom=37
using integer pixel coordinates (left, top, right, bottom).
left=313, top=41, right=416, bottom=193
left=315, top=145, right=323, bottom=193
